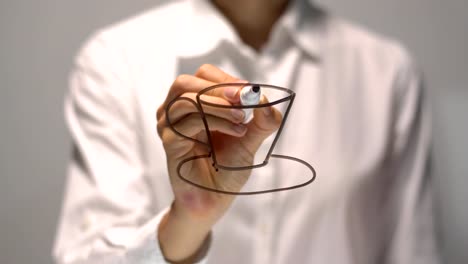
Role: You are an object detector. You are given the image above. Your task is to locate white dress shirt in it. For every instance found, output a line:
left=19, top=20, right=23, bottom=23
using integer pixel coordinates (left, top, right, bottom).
left=53, top=0, right=439, bottom=263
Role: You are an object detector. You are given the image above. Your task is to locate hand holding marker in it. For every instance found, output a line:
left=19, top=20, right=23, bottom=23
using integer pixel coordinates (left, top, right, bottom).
left=240, top=84, right=262, bottom=123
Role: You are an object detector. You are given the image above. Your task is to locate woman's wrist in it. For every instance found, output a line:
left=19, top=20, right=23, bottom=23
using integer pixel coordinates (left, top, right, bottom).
left=158, top=201, right=213, bottom=262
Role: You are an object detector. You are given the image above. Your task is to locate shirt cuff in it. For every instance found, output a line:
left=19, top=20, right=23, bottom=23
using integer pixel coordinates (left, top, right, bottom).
left=120, top=207, right=210, bottom=264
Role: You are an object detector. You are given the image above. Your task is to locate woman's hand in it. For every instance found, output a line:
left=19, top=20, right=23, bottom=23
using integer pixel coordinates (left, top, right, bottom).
left=156, top=64, right=281, bottom=262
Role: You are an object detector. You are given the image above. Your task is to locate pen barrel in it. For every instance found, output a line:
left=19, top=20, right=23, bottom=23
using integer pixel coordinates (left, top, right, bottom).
left=242, top=108, right=254, bottom=124
left=240, top=85, right=261, bottom=123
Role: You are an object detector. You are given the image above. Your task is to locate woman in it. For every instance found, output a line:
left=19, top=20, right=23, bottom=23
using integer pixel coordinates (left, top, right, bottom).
left=54, top=0, right=439, bottom=263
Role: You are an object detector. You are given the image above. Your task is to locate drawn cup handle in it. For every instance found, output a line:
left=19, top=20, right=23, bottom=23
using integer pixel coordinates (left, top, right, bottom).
left=165, top=96, right=210, bottom=147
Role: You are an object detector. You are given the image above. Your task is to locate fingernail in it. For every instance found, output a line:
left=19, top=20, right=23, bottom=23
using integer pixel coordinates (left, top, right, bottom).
left=234, top=79, right=248, bottom=83
left=233, top=124, right=246, bottom=134
left=263, top=106, right=272, bottom=116
left=224, top=87, right=238, bottom=99
left=231, top=109, right=245, bottom=121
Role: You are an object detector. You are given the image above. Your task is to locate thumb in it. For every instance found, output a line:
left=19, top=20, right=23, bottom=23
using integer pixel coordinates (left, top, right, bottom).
left=242, top=96, right=283, bottom=154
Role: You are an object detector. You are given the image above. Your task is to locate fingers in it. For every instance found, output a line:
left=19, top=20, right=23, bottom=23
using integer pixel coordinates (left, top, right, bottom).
left=195, top=64, right=245, bottom=103
left=195, top=64, right=238, bottom=83
left=162, top=114, right=247, bottom=146
left=157, top=64, right=249, bottom=148
left=241, top=96, right=283, bottom=153
left=157, top=73, right=245, bottom=121
left=166, top=93, right=245, bottom=124
left=162, top=75, right=217, bottom=109
left=250, top=96, right=283, bottom=134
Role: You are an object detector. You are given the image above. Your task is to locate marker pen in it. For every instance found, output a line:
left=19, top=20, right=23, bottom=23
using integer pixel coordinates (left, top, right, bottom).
left=240, top=84, right=261, bottom=123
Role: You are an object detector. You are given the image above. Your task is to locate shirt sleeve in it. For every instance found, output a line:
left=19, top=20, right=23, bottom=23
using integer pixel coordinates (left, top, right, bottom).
left=52, top=32, right=208, bottom=264
left=383, top=50, right=440, bottom=264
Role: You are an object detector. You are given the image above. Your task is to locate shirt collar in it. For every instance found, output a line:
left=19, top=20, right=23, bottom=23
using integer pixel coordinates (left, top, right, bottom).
left=176, top=0, right=326, bottom=59
left=281, top=0, right=326, bottom=60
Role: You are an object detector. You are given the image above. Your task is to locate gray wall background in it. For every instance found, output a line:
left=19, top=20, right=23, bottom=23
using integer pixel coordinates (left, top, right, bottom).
left=1, top=0, right=466, bottom=263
